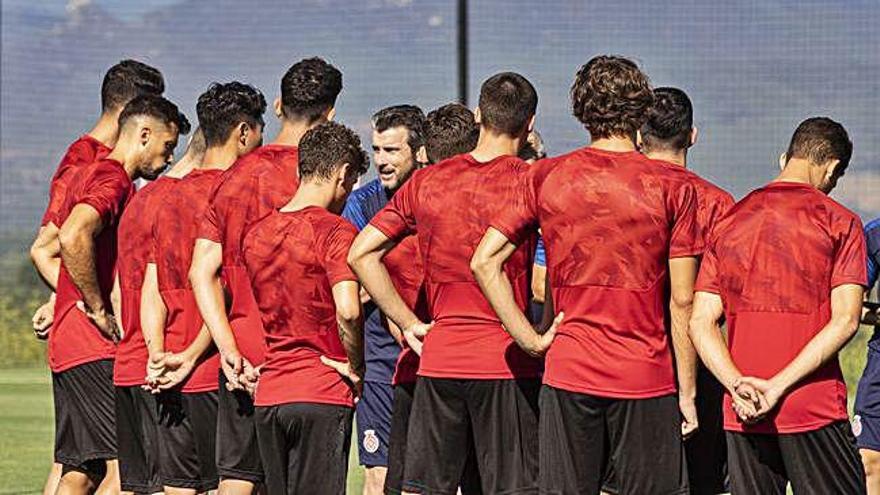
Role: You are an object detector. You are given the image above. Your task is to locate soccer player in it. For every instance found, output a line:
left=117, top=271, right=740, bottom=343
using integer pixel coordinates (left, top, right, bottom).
left=114, top=127, right=204, bottom=495
left=424, top=102, right=478, bottom=165
left=30, top=59, right=164, bottom=340
left=470, top=56, right=700, bottom=494
left=47, top=94, right=187, bottom=494
left=857, top=217, right=880, bottom=495
left=689, top=117, right=866, bottom=494
left=242, top=121, right=368, bottom=494
left=348, top=72, right=546, bottom=494
left=142, top=82, right=265, bottom=495
left=637, top=87, right=735, bottom=495
left=342, top=104, right=427, bottom=495
left=189, top=57, right=342, bottom=493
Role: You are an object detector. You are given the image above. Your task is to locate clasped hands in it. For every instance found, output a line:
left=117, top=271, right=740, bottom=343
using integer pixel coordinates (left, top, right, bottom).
left=729, top=376, right=785, bottom=424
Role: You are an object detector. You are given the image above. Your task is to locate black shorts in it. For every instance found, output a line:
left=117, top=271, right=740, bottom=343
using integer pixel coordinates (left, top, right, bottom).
left=539, top=385, right=687, bottom=495
left=115, top=385, right=161, bottom=493
left=156, top=390, right=219, bottom=491
left=403, top=377, right=540, bottom=495
left=53, top=360, right=117, bottom=476
left=385, top=382, right=482, bottom=495
left=217, top=371, right=263, bottom=483
left=727, top=421, right=865, bottom=495
left=255, top=402, right=353, bottom=495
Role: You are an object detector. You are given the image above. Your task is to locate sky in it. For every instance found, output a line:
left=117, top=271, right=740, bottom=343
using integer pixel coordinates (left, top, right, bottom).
left=1, top=0, right=878, bottom=233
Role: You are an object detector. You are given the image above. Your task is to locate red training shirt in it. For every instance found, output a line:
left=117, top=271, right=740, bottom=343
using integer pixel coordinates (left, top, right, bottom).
left=493, top=148, right=702, bottom=398
left=114, top=176, right=178, bottom=386
left=243, top=207, right=359, bottom=407
left=385, top=234, right=429, bottom=385
left=370, top=153, right=541, bottom=380
left=42, top=135, right=112, bottom=227
left=696, top=181, right=866, bottom=433
left=151, top=168, right=223, bottom=392
left=52, top=158, right=134, bottom=372
left=198, top=145, right=300, bottom=365
left=682, top=168, right=735, bottom=246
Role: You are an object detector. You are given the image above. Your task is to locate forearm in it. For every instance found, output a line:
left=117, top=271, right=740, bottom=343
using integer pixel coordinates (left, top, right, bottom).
left=353, top=253, right=420, bottom=331
left=191, top=270, right=239, bottom=356
left=670, top=299, right=698, bottom=400
left=772, top=314, right=859, bottom=393
left=60, top=232, right=104, bottom=311
left=183, top=324, right=215, bottom=362
left=690, top=315, right=742, bottom=391
left=338, top=315, right=365, bottom=373
left=33, top=256, right=60, bottom=291
left=140, top=285, right=167, bottom=358
left=31, top=227, right=61, bottom=291
left=384, top=316, right=405, bottom=346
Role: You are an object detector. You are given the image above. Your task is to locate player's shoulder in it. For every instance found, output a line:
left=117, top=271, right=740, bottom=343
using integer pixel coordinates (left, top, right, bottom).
left=313, top=208, right=358, bottom=236
left=679, top=167, right=735, bottom=204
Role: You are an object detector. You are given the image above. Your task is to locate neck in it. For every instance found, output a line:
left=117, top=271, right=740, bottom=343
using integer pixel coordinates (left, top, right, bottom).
left=273, top=118, right=316, bottom=147
left=87, top=111, right=122, bottom=148
left=469, top=128, right=521, bottom=162
left=282, top=181, right=335, bottom=212
left=590, top=134, right=637, bottom=153
left=774, top=157, right=818, bottom=188
left=200, top=142, right=241, bottom=172
left=164, top=156, right=198, bottom=179
left=644, top=148, right=687, bottom=167
left=104, top=140, right=139, bottom=179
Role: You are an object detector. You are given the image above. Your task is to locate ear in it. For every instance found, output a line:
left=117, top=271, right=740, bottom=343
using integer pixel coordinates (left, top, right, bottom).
left=415, top=145, right=428, bottom=165
left=326, top=107, right=337, bottom=122
left=473, top=107, right=482, bottom=124
left=824, top=159, right=841, bottom=181
left=635, top=129, right=644, bottom=149
left=689, top=127, right=699, bottom=148
left=140, top=125, right=152, bottom=147
left=778, top=152, right=787, bottom=171
left=526, top=115, right=536, bottom=133
left=238, top=122, right=250, bottom=146
left=274, top=98, right=283, bottom=118
left=337, top=162, right=351, bottom=186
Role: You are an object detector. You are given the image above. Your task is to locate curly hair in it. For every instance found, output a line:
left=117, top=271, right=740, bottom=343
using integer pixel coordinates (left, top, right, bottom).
left=425, top=103, right=478, bottom=163
left=372, top=105, right=427, bottom=159
left=119, top=94, right=190, bottom=135
left=571, top=55, right=654, bottom=139
left=298, top=121, right=369, bottom=181
left=101, top=59, right=165, bottom=112
left=196, top=81, right=267, bottom=146
left=281, top=57, right=343, bottom=124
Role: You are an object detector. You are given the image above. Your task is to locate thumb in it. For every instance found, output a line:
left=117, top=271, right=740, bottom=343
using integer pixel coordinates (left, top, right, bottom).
left=320, top=356, right=349, bottom=376
left=75, top=300, right=89, bottom=315
left=549, top=312, right=564, bottom=332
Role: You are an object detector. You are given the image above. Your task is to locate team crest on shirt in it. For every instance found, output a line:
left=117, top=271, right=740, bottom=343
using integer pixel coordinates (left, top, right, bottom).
left=853, top=415, right=863, bottom=437
left=363, top=429, right=380, bottom=453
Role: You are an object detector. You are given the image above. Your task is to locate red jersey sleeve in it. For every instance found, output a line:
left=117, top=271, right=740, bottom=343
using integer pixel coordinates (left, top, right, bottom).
left=669, top=179, right=702, bottom=258
left=830, top=214, right=868, bottom=288
left=490, top=163, right=539, bottom=245
left=78, top=166, right=130, bottom=227
left=320, top=218, right=359, bottom=286
left=694, top=242, right=721, bottom=294
left=198, top=199, right=222, bottom=243
left=369, top=174, right=419, bottom=241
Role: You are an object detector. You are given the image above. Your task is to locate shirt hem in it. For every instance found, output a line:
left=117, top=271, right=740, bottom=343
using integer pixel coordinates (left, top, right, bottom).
left=50, top=354, right=116, bottom=373
left=254, top=397, right=354, bottom=408
left=724, top=416, right=848, bottom=434
left=544, top=376, right=677, bottom=399
left=418, top=368, right=543, bottom=380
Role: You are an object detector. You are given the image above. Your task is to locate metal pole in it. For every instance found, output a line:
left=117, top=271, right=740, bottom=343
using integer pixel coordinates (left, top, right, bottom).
left=457, top=0, right=468, bottom=107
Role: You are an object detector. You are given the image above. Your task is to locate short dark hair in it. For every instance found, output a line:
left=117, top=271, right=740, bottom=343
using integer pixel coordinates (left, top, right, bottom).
left=372, top=105, right=427, bottom=158
left=478, top=72, right=537, bottom=136
left=119, top=94, right=190, bottom=135
left=101, top=59, right=165, bottom=112
left=640, top=87, right=693, bottom=152
left=298, top=122, right=368, bottom=181
left=425, top=103, right=478, bottom=163
left=571, top=55, right=654, bottom=139
left=280, top=57, right=343, bottom=124
left=196, top=82, right=267, bottom=147
left=786, top=117, right=852, bottom=170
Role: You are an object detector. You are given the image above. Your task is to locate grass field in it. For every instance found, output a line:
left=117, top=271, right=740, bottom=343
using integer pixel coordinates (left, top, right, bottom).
left=0, top=327, right=871, bottom=494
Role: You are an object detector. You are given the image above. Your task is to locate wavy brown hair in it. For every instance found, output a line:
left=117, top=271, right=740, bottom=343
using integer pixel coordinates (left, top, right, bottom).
left=571, top=55, right=654, bottom=140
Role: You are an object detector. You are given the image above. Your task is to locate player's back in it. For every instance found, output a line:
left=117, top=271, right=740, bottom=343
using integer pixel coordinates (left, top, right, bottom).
left=154, top=168, right=224, bottom=392
left=199, top=144, right=299, bottom=364
left=243, top=207, right=357, bottom=407
left=523, top=147, right=700, bottom=398
left=676, top=166, right=735, bottom=246
left=700, top=181, right=865, bottom=432
left=371, top=152, right=540, bottom=380
left=114, top=176, right=178, bottom=386
left=43, top=135, right=112, bottom=226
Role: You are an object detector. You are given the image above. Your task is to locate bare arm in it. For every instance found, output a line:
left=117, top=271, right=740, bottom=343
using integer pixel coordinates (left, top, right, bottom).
left=689, top=291, right=741, bottom=391
left=333, top=280, right=365, bottom=376
left=30, top=223, right=61, bottom=291
left=190, top=239, right=238, bottom=357
left=669, top=256, right=699, bottom=436
left=140, top=263, right=166, bottom=358
left=471, top=227, right=559, bottom=357
left=111, top=273, right=123, bottom=338
left=348, top=226, right=422, bottom=332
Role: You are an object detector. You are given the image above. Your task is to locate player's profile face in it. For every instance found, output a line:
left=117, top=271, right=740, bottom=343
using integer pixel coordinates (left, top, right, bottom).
left=140, top=122, right=178, bottom=179
left=372, top=126, right=415, bottom=191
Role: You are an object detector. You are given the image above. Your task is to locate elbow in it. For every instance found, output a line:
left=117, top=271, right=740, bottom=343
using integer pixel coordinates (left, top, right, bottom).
left=671, top=290, right=695, bottom=311
left=57, top=227, right=79, bottom=257
left=469, top=251, right=494, bottom=283
left=346, top=245, right=364, bottom=274
left=841, top=313, right=861, bottom=338
left=29, top=242, right=43, bottom=266
left=336, top=302, right=361, bottom=326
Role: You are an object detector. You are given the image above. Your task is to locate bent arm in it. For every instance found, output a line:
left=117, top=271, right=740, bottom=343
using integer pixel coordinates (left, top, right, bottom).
left=140, top=263, right=166, bottom=358
left=689, top=291, right=741, bottom=391
left=190, top=239, right=239, bottom=357
left=58, top=204, right=105, bottom=312
left=333, top=280, right=365, bottom=375
left=31, top=223, right=61, bottom=291
left=669, top=256, right=699, bottom=401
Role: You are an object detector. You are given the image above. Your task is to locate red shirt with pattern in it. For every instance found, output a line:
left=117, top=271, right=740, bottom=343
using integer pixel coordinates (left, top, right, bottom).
left=386, top=235, right=428, bottom=385
left=696, top=181, right=866, bottom=433
left=114, top=176, right=178, bottom=386
left=243, top=207, right=359, bottom=407
left=493, top=147, right=702, bottom=398
left=42, top=135, right=112, bottom=226
left=370, top=153, right=541, bottom=380
left=682, top=168, right=736, bottom=246
left=52, top=158, right=134, bottom=372
left=198, top=145, right=300, bottom=365
left=151, top=169, right=223, bottom=392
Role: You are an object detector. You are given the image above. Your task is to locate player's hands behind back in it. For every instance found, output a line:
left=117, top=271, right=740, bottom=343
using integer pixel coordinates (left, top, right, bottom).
left=321, top=355, right=364, bottom=401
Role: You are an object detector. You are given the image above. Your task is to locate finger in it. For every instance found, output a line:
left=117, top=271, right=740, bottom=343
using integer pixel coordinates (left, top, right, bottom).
left=320, top=356, right=350, bottom=376
left=75, top=300, right=89, bottom=315
left=551, top=311, right=565, bottom=330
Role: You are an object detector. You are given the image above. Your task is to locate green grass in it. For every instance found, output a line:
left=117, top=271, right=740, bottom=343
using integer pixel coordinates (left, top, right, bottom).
left=0, top=326, right=872, bottom=494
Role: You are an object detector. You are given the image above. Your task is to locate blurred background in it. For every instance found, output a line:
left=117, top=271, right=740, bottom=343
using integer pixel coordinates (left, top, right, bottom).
left=1, top=0, right=878, bottom=491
